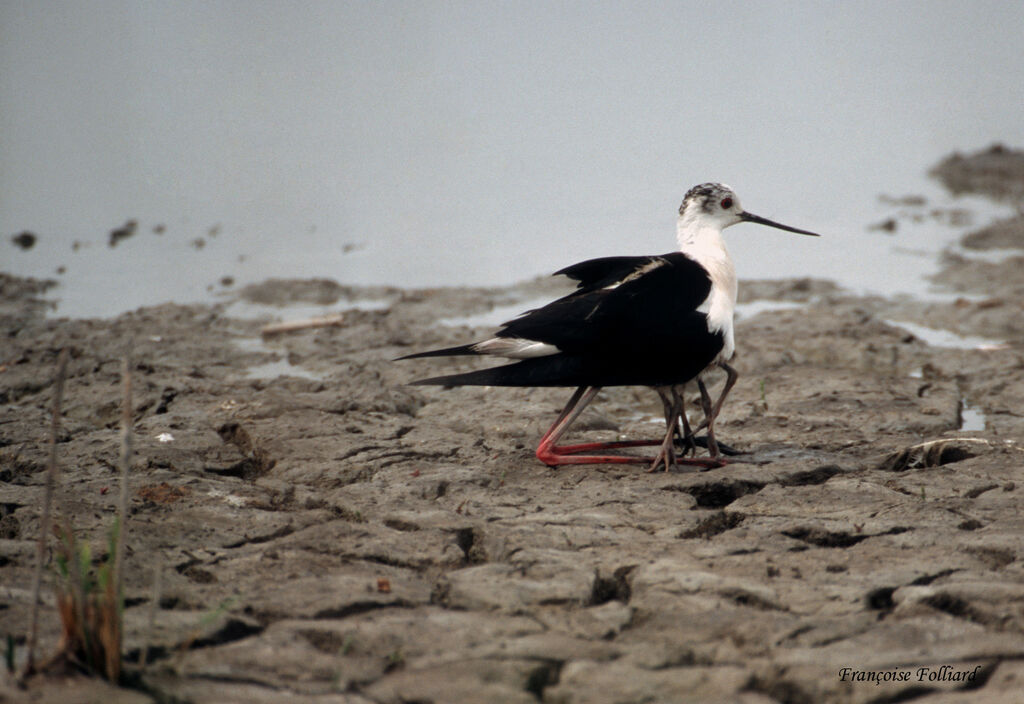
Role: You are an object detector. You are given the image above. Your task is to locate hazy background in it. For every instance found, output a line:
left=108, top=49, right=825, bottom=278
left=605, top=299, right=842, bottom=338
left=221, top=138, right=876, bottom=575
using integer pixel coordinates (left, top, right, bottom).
left=3, top=1, right=1023, bottom=317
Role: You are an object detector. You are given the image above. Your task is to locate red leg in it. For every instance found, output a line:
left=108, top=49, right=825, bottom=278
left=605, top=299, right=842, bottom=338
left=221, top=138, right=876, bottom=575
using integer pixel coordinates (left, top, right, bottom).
left=536, top=386, right=725, bottom=469
left=543, top=443, right=723, bottom=468
left=536, top=385, right=589, bottom=448
left=536, top=386, right=593, bottom=464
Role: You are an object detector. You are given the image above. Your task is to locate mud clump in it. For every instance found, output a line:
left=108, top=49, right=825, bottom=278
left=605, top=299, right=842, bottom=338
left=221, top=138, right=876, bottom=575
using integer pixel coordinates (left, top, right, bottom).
left=929, top=143, right=1024, bottom=202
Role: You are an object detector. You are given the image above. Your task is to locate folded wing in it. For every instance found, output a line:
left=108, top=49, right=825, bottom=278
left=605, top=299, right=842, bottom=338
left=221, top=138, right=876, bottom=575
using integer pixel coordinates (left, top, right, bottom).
left=403, top=252, right=723, bottom=387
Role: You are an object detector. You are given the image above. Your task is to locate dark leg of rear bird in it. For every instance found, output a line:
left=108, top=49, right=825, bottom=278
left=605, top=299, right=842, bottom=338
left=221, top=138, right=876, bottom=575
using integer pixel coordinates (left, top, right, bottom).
left=693, top=362, right=738, bottom=437
left=671, top=384, right=697, bottom=456
left=691, top=362, right=738, bottom=462
left=647, top=388, right=684, bottom=472
left=656, top=387, right=681, bottom=446
left=646, top=388, right=676, bottom=472
left=696, top=366, right=737, bottom=437
left=697, top=379, right=727, bottom=466
left=655, top=386, right=698, bottom=460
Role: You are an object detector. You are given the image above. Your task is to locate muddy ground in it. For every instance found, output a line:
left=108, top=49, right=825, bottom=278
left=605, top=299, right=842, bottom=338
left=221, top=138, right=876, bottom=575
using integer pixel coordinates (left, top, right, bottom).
left=2, top=146, right=1024, bottom=703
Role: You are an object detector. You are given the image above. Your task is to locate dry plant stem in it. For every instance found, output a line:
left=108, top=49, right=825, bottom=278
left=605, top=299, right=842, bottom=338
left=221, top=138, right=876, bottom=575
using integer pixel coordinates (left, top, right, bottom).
left=61, top=521, right=88, bottom=669
left=116, top=352, right=131, bottom=607
left=32, top=349, right=132, bottom=681
left=101, top=349, right=132, bottom=681
left=23, top=348, right=69, bottom=678
left=143, top=558, right=162, bottom=669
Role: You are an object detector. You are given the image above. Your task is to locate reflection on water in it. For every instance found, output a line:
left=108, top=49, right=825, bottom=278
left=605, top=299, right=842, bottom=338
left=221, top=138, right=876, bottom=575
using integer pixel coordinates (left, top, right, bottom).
left=2, top=2, right=1023, bottom=317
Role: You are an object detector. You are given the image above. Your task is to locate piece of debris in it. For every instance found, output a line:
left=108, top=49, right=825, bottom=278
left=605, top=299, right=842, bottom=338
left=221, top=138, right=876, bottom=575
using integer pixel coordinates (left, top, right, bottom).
left=11, top=231, right=37, bottom=250
left=109, top=219, right=138, bottom=247
left=868, top=218, right=898, bottom=234
left=879, top=438, right=993, bottom=471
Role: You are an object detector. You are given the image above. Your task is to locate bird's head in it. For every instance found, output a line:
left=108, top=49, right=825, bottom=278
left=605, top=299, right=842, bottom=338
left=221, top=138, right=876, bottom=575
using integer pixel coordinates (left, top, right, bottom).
left=677, top=182, right=820, bottom=238
left=678, top=183, right=743, bottom=231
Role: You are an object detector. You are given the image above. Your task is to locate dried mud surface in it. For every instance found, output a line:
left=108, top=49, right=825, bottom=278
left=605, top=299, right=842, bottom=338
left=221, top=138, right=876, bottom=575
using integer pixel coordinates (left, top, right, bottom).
left=3, top=148, right=1024, bottom=703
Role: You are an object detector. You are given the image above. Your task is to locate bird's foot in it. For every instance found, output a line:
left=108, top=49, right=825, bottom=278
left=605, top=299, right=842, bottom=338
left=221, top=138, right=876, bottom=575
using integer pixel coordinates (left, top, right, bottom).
left=687, top=436, right=742, bottom=456
left=645, top=441, right=678, bottom=473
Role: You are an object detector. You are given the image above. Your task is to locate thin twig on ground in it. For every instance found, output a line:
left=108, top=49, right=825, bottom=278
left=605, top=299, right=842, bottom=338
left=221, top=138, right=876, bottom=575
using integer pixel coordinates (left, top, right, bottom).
left=23, top=348, right=69, bottom=678
left=142, top=557, right=162, bottom=669
left=115, top=351, right=132, bottom=611
left=260, top=313, right=345, bottom=337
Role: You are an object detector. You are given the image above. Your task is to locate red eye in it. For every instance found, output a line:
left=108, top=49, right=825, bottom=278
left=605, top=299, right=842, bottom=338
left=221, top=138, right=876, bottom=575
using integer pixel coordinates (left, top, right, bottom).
left=720, top=197, right=733, bottom=209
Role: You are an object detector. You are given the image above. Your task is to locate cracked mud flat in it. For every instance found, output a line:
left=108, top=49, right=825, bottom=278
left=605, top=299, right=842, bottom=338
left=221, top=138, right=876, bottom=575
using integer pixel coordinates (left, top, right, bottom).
left=3, top=148, right=1024, bottom=703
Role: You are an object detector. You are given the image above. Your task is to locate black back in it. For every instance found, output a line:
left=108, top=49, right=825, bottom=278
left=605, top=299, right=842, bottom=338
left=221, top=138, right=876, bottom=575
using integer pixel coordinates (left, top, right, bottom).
left=411, top=252, right=725, bottom=388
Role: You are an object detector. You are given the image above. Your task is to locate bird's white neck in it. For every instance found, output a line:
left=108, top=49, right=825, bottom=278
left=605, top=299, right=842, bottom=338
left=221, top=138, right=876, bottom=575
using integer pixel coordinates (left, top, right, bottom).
left=677, top=219, right=738, bottom=361
left=676, top=220, right=736, bottom=290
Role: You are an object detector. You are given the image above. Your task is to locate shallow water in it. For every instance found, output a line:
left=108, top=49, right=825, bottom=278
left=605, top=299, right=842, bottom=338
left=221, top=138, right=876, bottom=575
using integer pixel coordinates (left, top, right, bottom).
left=960, top=403, right=987, bottom=432
left=733, top=300, right=808, bottom=321
left=885, top=319, right=1007, bottom=351
left=3, top=2, right=1023, bottom=317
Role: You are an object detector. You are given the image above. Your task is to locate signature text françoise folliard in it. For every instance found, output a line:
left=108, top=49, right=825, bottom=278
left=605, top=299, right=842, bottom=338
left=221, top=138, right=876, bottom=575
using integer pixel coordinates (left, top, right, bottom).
left=839, top=665, right=984, bottom=686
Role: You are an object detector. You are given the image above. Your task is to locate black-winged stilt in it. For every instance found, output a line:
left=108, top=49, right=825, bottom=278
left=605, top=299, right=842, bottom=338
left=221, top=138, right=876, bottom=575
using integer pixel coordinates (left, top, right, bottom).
left=399, top=183, right=820, bottom=470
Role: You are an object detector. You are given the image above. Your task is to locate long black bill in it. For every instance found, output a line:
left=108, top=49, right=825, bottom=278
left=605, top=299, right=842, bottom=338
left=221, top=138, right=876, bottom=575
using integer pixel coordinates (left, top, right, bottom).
left=740, top=211, right=821, bottom=237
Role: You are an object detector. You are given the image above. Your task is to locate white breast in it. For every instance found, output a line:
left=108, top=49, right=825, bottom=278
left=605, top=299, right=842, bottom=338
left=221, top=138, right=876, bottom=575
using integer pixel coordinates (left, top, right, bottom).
left=678, top=225, right=737, bottom=363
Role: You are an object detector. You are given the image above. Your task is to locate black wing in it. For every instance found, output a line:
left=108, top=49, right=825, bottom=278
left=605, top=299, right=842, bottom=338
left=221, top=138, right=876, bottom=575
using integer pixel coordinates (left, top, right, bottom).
left=499, top=251, right=712, bottom=353
left=404, top=251, right=723, bottom=387
left=393, top=256, right=675, bottom=363
left=554, top=255, right=666, bottom=296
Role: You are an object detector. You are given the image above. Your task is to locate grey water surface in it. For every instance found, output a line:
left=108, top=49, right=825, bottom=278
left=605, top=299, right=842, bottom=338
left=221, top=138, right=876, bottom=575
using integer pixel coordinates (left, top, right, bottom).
left=2, top=1, right=1022, bottom=317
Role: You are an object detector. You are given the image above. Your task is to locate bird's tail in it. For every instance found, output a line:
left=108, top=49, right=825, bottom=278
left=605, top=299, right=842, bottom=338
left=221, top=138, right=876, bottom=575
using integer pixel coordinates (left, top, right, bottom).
left=394, top=344, right=478, bottom=361
left=407, top=357, right=585, bottom=387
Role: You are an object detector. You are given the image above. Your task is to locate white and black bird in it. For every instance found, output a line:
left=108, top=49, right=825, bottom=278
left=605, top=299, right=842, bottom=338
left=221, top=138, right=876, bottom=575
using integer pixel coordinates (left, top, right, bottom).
left=398, top=183, right=820, bottom=470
